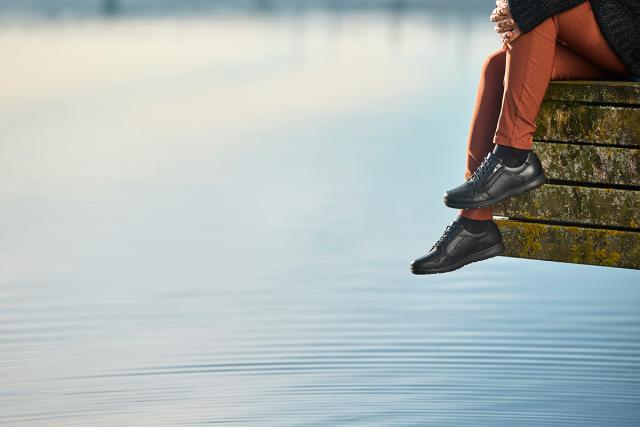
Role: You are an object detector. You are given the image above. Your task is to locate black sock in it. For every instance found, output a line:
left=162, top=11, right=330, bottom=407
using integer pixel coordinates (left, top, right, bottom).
left=456, top=215, right=490, bottom=234
left=493, top=144, right=529, bottom=167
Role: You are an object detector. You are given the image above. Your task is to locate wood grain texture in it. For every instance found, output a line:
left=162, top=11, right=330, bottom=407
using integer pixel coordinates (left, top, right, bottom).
left=534, top=101, right=640, bottom=146
left=533, top=141, right=640, bottom=187
left=543, top=81, right=640, bottom=105
left=495, top=220, right=640, bottom=270
left=492, top=184, right=640, bottom=229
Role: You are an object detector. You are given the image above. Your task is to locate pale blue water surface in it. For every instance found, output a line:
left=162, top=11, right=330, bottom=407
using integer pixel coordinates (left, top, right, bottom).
left=1, top=1, right=639, bottom=426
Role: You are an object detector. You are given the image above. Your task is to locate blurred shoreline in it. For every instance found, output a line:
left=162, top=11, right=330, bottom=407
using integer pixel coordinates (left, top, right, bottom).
left=0, top=0, right=490, bottom=21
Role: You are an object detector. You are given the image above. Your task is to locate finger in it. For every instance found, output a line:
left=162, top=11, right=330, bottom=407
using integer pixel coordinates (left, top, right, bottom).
left=495, top=19, right=515, bottom=31
left=506, top=28, right=521, bottom=42
left=501, top=37, right=511, bottom=52
left=491, top=4, right=509, bottom=19
left=498, top=3, right=511, bottom=16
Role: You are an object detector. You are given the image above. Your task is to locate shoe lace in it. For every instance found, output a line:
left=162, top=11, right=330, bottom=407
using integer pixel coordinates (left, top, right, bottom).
left=431, top=222, right=462, bottom=251
left=470, top=153, right=501, bottom=186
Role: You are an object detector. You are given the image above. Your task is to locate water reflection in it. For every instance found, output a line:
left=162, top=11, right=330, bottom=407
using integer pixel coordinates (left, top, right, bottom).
left=1, top=2, right=639, bottom=426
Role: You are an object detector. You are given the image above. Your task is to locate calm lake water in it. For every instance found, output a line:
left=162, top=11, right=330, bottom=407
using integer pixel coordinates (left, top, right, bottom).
left=1, top=2, right=640, bottom=426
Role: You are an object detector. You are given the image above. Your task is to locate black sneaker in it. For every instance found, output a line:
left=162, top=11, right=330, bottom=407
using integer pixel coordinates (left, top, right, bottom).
left=444, top=151, right=545, bottom=209
left=410, top=219, right=505, bottom=275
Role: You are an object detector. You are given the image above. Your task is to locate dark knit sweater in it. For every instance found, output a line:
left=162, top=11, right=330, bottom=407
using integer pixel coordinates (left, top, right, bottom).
left=508, top=0, right=640, bottom=81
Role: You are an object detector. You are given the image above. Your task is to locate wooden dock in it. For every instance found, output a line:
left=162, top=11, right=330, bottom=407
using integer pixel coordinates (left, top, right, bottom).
left=494, top=81, right=640, bottom=269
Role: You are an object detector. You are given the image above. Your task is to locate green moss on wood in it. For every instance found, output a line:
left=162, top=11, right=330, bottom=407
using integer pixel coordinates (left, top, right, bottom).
left=506, top=81, right=640, bottom=269
left=533, top=142, right=640, bottom=186
left=544, top=81, right=640, bottom=105
left=493, top=184, right=640, bottom=229
left=535, top=102, right=640, bottom=146
left=496, top=220, right=640, bottom=269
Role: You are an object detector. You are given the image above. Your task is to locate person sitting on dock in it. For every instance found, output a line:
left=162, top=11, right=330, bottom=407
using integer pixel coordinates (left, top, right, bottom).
left=411, top=0, right=639, bottom=275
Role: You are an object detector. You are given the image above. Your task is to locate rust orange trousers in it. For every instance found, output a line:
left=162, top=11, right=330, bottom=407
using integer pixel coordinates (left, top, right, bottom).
left=462, top=1, right=630, bottom=221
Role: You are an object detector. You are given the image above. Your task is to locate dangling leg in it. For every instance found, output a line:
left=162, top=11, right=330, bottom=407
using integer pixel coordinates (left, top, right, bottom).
left=410, top=50, right=511, bottom=275
left=458, top=32, right=618, bottom=224
left=441, top=14, right=555, bottom=211
left=460, top=49, right=506, bottom=223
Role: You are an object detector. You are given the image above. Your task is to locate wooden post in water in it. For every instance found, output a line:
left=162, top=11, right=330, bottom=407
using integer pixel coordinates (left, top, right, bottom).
left=494, top=81, right=640, bottom=269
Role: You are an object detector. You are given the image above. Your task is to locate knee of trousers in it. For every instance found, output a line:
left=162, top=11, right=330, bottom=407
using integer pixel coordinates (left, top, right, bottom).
left=481, top=49, right=507, bottom=83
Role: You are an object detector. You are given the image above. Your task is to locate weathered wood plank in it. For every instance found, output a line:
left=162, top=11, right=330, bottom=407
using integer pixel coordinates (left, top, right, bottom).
left=495, top=219, right=640, bottom=269
left=533, top=141, right=640, bottom=187
left=534, top=101, right=640, bottom=146
left=493, top=184, right=640, bottom=229
left=497, top=81, right=640, bottom=270
left=544, top=81, right=640, bottom=105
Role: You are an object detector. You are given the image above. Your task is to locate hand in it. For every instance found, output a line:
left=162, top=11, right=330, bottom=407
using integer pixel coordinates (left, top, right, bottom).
left=490, top=1, right=522, bottom=50
left=490, top=0, right=510, bottom=24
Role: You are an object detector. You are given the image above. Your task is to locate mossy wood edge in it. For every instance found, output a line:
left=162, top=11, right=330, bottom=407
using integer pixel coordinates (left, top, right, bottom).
left=493, top=184, right=640, bottom=229
left=543, top=81, right=640, bottom=105
left=533, top=141, right=640, bottom=186
left=496, top=220, right=640, bottom=270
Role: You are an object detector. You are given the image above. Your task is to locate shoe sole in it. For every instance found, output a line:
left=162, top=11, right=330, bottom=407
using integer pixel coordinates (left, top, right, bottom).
left=411, top=241, right=506, bottom=275
left=444, top=173, right=546, bottom=209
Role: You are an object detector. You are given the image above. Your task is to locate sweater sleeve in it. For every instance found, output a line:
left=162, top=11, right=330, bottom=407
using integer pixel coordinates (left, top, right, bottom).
left=509, top=0, right=587, bottom=33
